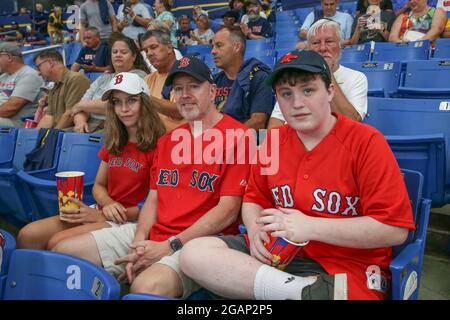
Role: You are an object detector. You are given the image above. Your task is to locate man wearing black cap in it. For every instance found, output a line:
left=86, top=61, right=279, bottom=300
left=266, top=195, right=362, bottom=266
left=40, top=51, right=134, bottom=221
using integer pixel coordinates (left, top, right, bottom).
left=54, top=57, right=253, bottom=299
left=179, top=50, right=414, bottom=300
left=240, top=0, right=272, bottom=40
left=222, top=10, right=240, bottom=28
left=0, top=42, right=43, bottom=126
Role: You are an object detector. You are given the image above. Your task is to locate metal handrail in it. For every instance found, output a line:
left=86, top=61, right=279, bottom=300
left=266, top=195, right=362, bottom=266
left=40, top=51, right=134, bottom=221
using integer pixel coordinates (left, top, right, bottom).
left=21, top=44, right=67, bottom=66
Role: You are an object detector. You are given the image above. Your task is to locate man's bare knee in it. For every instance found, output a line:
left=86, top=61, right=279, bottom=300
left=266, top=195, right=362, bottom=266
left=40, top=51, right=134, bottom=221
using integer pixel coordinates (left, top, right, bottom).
left=180, top=237, right=227, bottom=276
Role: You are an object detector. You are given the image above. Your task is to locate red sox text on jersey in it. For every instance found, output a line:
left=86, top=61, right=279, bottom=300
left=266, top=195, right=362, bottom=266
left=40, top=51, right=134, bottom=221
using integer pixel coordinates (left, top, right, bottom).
left=157, top=169, right=219, bottom=192
left=271, top=185, right=361, bottom=216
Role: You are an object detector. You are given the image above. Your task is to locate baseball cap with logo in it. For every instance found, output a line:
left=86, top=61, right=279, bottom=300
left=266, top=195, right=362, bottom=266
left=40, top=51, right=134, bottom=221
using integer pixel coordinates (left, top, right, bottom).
left=265, top=49, right=331, bottom=87
left=101, top=72, right=150, bottom=101
left=164, top=56, right=214, bottom=87
left=0, top=42, right=22, bottom=57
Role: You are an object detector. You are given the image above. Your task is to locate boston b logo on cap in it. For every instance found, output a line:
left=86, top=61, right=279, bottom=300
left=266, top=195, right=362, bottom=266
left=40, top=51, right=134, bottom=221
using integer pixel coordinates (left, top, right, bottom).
left=114, top=74, right=123, bottom=85
left=279, top=52, right=299, bottom=64
left=178, top=57, right=190, bottom=69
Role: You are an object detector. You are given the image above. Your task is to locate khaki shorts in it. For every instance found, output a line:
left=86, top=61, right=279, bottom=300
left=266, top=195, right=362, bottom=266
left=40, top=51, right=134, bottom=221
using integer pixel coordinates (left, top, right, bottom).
left=156, top=250, right=202, bottom=299
left=91, top=222, right=137, bottom=277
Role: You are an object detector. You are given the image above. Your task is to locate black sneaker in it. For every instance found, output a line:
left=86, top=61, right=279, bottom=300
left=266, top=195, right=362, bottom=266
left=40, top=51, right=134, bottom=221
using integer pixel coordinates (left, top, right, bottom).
left=301, top=274, right=348, bottom=300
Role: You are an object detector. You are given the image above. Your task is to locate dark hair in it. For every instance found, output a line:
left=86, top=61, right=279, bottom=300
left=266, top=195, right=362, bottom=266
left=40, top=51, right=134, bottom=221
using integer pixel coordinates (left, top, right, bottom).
left=105, top=93, right=165, bottom=155
left=109, top=34, right=151, bottom=74
left=273, top=69, right=331, bottom=90
left=221, top=25, right=246, bottom=55
left=159, top=0, right=172, bottom=11
left=34, top=49, right=63, bottom=63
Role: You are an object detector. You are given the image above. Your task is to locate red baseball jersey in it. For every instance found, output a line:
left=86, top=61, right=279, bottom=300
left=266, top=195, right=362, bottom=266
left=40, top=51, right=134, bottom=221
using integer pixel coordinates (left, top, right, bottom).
left=98, top=142, right=155, bottom=209
left=244, top=113, right=415, bottom=300
left=149, top=114, right=253, bottom=241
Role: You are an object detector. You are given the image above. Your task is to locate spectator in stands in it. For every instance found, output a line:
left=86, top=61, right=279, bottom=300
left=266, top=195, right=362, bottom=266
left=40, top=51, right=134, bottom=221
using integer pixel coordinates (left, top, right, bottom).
left=355, top=0, right=394, bottom=16
left=17, top=72, right=165, bottom=251
left=140, top=29, right=184, bottom=131
left=389, top=0, right=447, bottom=42
left=144, top=21, right=183, bottom=72
left=179, top=49, right=414, bottom=301
left=222, top=10, right=241, bottom=28
left=71, top=26, right=112, bottom=73
left=50, top=22, right=65, bottom=44
left=47, top=6, right=63, bottom=40
left=79, top=0, right=118, bottom=43
left=33, top=3, right=49, bottom=35
left=34, top=49, right=91, bottom=130
left=240, top=0, right=268, bottom=25
left=190, top=14, right=215, bottom=45
left=176, top=15, right=196, bottom=48
left=349, top=0, right=397, bottom=44
left=153, top=0, right=178, bottom=48
left=0, top=43, right=44, bottom=127
left=213, top=26, right=273, bottom=130
left=117, top=0, right=152, bottom=40
left=261, top=0, right=276, bottom=23
left=4, top=21, right=20, bottom=42
left=240, top=0, right=272, bottom=39
left=71, top=34, right=150, bottom=133
left=53, top=57, right=251, bottom=299
left=19, top=7, right=30, bottom=16
left=269, top=19, right=368, bottom=129
left=192, top=5, right=209, bottom=20
left=22, top=27, right=48, bottom=46
left=299, top=0, right=354, bottom=43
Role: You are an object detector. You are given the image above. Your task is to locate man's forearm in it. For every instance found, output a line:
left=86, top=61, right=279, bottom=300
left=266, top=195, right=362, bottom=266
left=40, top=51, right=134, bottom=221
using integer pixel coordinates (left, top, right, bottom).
left=330, top=78, right=362, bottom=122
left=54, top=110, right=74, bottom=129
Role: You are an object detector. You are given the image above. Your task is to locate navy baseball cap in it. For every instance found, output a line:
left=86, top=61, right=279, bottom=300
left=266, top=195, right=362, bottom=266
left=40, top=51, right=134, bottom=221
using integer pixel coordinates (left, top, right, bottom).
left=165, top=56, right=214, bottom=86
left=266, top=49, right=331, bottom=87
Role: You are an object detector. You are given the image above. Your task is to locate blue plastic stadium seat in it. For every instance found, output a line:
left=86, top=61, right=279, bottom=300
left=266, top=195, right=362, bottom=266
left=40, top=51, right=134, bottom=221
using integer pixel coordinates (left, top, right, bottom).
left=364, top=97, right=450, bottom=206
left=391, top=169, right=431, bottom=300
left=294, top=7, right=313, bottom=23
left=432, top=38, right=450, bottom=59
left=203, top=55, right=220, bottom=75
left=2, top=249, right=120, bottom=300
left=0, top=127, right=18, bottom=169
left=185, top=44, right=212, bottom=57
left=16, top=133, right=103, bottom=221
left=246, top=39, right=274, bottom=51
left=0, top=129, right=48, bottom=226
left=396, top=60, right=450, bottom=99
left=340, top=44, right=371, bottom=63
left=67, top=41, right=83, bottom=67
left=0, top=229, right=16, bottom=299
left=372, top=40, right=430, bottom=62
left=341, top=61, right=401, bottom=97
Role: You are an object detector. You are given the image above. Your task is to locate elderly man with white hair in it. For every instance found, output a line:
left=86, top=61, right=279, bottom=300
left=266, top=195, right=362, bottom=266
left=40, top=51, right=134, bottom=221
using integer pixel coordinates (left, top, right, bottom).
left=268, top=19, right=368, bottom=129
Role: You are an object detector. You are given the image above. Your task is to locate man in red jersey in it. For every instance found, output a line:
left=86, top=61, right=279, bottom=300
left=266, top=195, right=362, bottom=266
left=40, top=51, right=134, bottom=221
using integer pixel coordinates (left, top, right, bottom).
left=179, top=50, right=415, bottom=300
left=54, top=57, right=253, bottom=299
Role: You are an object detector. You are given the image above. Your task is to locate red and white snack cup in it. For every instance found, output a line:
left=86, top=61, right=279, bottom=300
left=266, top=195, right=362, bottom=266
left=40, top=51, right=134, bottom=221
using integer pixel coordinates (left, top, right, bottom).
left=265, top=236, right=308, bottom=270
left=55, top=171, right=84, bottom=221
left=24, top=119, right=38, bottom=128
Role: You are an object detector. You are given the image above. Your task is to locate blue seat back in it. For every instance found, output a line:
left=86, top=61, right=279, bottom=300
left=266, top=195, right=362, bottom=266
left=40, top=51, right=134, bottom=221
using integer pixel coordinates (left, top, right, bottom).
left=372, top=40, right=430, bottom=62
left=340, top=44, right=371, bottom=62
left=342, top=61, right=401, bottom=97
left=67, top=42, right=83, bottom=67
left=246, top=39, right=274, bottom=51
left=122, top=293, right=176, bottom=300
left=12, top=129, right=41, bottom=170
left=402, top=59, right=450, bottom=89
left=365, top=97, right=450, bottom=205
left=185, top=44, right=212, bottom=57
left=0, top=229, right=16, bottom=299
left=433, top=38, right=450, bottom=59
left=0, top=127, right=18, bottom=168
left=2, top=249, right=120, bottom=300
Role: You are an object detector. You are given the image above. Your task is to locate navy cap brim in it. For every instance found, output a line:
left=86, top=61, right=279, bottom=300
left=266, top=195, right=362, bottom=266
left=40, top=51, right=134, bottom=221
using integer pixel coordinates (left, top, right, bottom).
left=265, top=64, right=325, bottom=87
left=164, top=70, right=212, bottom=87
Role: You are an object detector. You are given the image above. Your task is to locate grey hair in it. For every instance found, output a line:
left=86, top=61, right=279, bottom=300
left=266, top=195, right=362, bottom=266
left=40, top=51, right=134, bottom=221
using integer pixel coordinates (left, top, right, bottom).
left=85, top=26, right=100, bottom=38
left=140, top=29, right=172, bottom=45
left=306, top=19, right=344, bottom=48
left=147, top=20, right=170, bottom=34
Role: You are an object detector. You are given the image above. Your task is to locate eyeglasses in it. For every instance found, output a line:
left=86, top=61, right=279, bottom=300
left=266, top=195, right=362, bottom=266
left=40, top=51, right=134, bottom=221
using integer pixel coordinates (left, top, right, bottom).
left=35, top=59, right=51, bottom=70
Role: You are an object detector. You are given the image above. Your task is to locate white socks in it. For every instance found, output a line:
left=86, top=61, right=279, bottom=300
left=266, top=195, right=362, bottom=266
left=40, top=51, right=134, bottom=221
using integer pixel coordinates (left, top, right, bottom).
left=253, top=264, right=317, bottom=300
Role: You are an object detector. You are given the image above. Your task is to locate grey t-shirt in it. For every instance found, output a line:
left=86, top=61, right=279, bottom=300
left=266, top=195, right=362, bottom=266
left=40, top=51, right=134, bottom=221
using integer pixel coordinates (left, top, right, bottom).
left=80, top=0, right=116, bottom=39
left=0, top=65, right=44, bottom=126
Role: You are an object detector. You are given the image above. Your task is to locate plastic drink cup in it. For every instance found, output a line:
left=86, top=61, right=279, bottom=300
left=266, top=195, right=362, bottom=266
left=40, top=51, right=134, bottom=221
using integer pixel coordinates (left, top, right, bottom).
left=55, top=171, right=84, bottom=221
left=24, top=119, right=38, bottom=128
left=265, top=236, right=308, bottom=270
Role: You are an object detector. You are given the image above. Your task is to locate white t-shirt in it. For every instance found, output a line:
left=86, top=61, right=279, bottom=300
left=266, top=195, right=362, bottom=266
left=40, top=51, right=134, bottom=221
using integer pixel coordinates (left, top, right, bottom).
left=436, top=0, right=450, bottom=12
left=117, top=3, right=151, bottom=40
left=0, top=65, right=43, bottom=126
left=192, top=28, right=215, bottom=44
left=270, top=65, right=368, bottom=121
